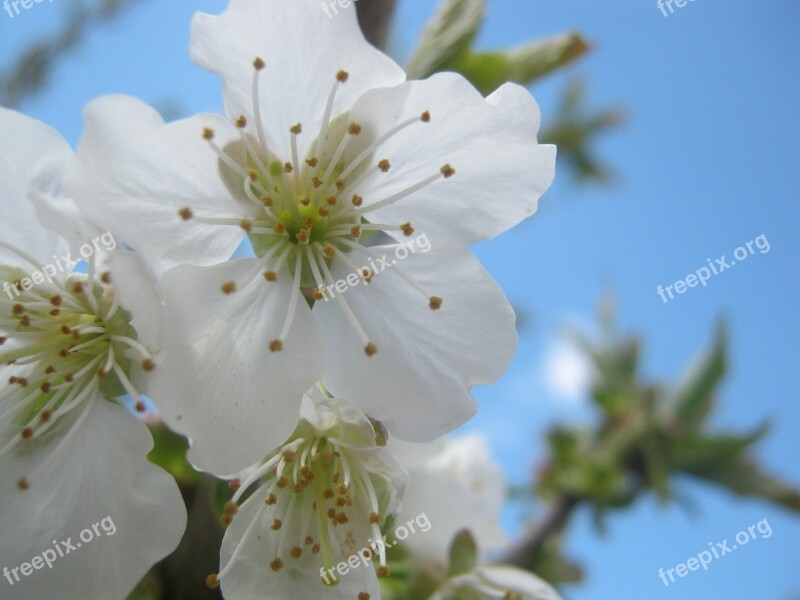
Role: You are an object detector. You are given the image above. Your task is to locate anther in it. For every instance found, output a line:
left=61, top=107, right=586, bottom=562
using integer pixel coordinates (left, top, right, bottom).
left=274, top=223, right=287, bottom=234
left=269, top=558, right=283, bottom=572
left=239, top=218, right=253, bottom=233
left=348, top=123, right=362, bottom=135
left=221, top=282, right=237, bottom=295
left=322, top=245, right=336, bottom=258
left=72, top=282, right=84, bottom=294
left=262, top=196, right=273, bottom=207
left=17, top=478, right=29, bottom=491
left=290, top=547, right=302, bottom=559
left=364, top=343, right=378, bottom=357
left=269, top=340, right=284, bottom=353
left=326, top=196, right=337, bottom=206
left=206, top=574, right=220, bottom=590
left=284, top=162, right=294, bottom=173
left=100, top=272, right=112, bottom=285
left=178, top=206, right=193, bottom=220
left=271, top=519, right=282, bottom=531
left=336, top=70, right=349, bottom=83
left=351, top=226, right=361, bottom=238
left=263, top=271, right=277, bottom=282
left=335, top=180, right=345, bottom=190
left=359, top=593, right=371, bottom=600
left=352, top=194, right=363, bottom=207
left=290, top=123, right=303, bottom=135
left=441, top=164, right=456, bottom=178
left=317, top=208, right=329, bottom=218
left=40, top=382, right=51, bottom=394
left=378, top=159, right=391, bottom=172
left=305, top=157, right=319, bottom=167
left=142, top=359, right=156, bottom=372
left=12, top=304, right=24, bottom=315
left=369, top=512, right=381, bottom=524
left=421, top=110, right=431, bottom=122
left=377, top=566, right=390, bottom=577
left=312, top=176, right=323, bottom=188
left=40, top=410, right=52, bottom=423
left=429, top=296, right=443, bottom=311
left=236, top=115, right=247, bottom=128
left=229, top=479, right=241, bottom=490
left=401, top=222, right=414, bottom=236
left=202, top=128, right=215, bottom=141
left=266, top=493, right=277, bottom=505
left=135, top=401, right=146, bottom=413
left=50, top=295, right=62, bottom=306
left=21, top=428, right=33, bottom=440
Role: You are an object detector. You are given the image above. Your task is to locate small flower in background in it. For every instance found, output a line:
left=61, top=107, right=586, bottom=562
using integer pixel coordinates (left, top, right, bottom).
left=390, top=434, right=508, bottom=567
left=210, top=388, right=407, bottom=600
left=0, top=107, right=186, bottom=599
left=430, top=565, right=563, bottom=600
left=65, top=0, right=555, bottom=476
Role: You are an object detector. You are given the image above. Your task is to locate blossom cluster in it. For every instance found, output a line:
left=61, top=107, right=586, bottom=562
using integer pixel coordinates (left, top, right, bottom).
left=0, top=0, right=559, bottom=598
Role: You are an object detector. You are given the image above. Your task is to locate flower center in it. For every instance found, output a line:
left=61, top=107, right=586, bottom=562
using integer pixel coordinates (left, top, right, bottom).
left=0, top=259, right=154, bottom=491
left=178, top=61, right=455, bottom=357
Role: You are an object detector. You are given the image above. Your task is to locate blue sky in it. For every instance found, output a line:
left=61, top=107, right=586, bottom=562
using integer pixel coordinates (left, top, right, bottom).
left=2, top=1, right=798, bottom=598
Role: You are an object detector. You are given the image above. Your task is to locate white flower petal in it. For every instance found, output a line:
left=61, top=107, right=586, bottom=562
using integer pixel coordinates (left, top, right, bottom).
left=190, top=0, right=406, bottom=159
left=66, top=95, right=245, bottom=275
left=316, top=246, right=517, bottom=441
left=348, top=74, right=556, bottom=248
left=0, top=108, right=69, bottom=269
left=149, top=260, right=325, bottom=475
left=0, top=398, right=186, bottom=599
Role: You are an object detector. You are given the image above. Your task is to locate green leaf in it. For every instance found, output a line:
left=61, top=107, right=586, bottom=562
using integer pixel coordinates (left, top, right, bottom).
left=448, top=32, right=591, bottom=95
left=146, top=424, right=200, bottom=485
left=448, top=529, right=478, bottom=577
left=406, top=0, right=485, bottom=79
left=664, top=325, right=726, bottom=424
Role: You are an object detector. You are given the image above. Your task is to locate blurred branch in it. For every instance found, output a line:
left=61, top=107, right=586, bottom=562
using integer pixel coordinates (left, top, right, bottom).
left=0, top=0, right=145, bottom=108
left=503, top=304, right=800, bottom=583
left=356, top=0, right=398, bottom=51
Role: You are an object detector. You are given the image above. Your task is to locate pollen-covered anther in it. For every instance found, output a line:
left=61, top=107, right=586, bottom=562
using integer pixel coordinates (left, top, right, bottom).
left=336, top=70, right=350, bottom=83
left=21, top=427, right=33, bottom=440
left=50, top=294, right=62, bottom=306
left=40, top=410, right=52, bottom=423
left=177, top=206, right=194, bottom=222
left=223, top=501, right=239, bottom=516
left=20, top=315, right=31, bottom=327
left=350, top=226, right=361, bottom=238
left=72, top=282, right=84, bottom=295
left=297, top=229, right=311, bottom=245
left=359, top=593, right=371, bottom=600
left=305, top=157, right=319, bottom=168
left=262, top=196, right=273, bottom=207
left=135, top=401, right=146, bottom=413
left=202, top=128, right=215, bottom=141
left=322, top=245, right=336, bottom=258
left=284, top=162, right=294, bottom=173
left=205, top=574, right=220, bottom=590
left=352, top=194, right=363, bottom=207
left=290, top=547, right=303, bottom=559
left=239, top=218, right=254, bottom=233
left=271, top=519, right=282, bottom=531
left=290, top=123, right=303, bottom=135
left=369, top=512, right=381, bottom=524
left=142, top=358, right=156, bottom=372
left=326, top=196, right=337, bottom=206
left=348, top=123, right=362, bottom=135
left=361, top=268, right=373, bottom=283
left=317, top=207, right=330, bottom=218
left=269, top=339, right=284, bottom=353
left=274, top=222, right=287, bottom=234
left=236, top=115, right=247, bottom=129
left=441, top=164, right=456, bottom=178
left=269, top=558, right=284, bottom=572
left=299, top=198, right=311, bottom=207
left=12, top=304, right=24, bottom=315
left=101, top=272, right=112, bottom=285
left=364, top=342, right=378, bottom=357
left=17, top=478, right=29, bottom=491
left=421, top=110, right=431, bottom=122
left=377, top=566, right=390, bottom=577
left=378, top=159, right=391, bottom=173
left=14, top=377, right=28, bottom=387
left=335, top=179, right=345, bottom=191
left=401, top=222, right=414, bottom=236
left=312, top=288, right=325, bottom=300
left=40, top=382, right=51, bottom=394
left=221, top=281, right=237, bottom=295
left=429, top=296, right=443, bottom=311
left=253, top=57, right=266, bottom=70
left=263, top=271, right=277, bottom=282
left=61, top=325, right=72, bottom=335
left=312, top=176, right=323, bottom=188
left=229, top=479, right=241, bottom=491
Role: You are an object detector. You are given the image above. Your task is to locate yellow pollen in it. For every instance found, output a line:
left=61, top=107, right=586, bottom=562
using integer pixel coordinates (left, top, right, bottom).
left=269, top=558, right=284, bottom=572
